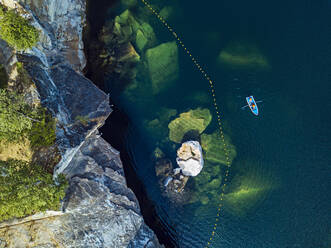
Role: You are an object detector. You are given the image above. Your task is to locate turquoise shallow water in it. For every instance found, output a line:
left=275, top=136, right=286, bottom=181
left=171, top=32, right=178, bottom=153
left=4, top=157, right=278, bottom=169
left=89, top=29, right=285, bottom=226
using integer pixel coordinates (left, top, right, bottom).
left=102, top=0, right=331, bottom=247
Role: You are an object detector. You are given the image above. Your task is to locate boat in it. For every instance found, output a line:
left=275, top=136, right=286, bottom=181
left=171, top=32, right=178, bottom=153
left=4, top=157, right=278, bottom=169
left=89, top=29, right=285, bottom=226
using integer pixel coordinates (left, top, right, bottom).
left=246, top=96, right=259, bottom=115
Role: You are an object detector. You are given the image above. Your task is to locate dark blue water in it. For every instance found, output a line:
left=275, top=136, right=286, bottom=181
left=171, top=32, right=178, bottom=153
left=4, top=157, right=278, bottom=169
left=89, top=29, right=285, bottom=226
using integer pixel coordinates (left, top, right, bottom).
left=103, top=0, right=331, bottom=247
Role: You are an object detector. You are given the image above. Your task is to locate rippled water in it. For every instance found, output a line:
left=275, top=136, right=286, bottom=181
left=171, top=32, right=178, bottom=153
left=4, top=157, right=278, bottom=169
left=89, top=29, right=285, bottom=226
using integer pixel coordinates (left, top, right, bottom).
left=101, top=0, right=331, bottom=247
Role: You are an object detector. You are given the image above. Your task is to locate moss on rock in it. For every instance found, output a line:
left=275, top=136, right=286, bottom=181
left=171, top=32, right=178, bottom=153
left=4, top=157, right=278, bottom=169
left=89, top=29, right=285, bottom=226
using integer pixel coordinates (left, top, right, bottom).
left=168, top=108, right=212, bottom=143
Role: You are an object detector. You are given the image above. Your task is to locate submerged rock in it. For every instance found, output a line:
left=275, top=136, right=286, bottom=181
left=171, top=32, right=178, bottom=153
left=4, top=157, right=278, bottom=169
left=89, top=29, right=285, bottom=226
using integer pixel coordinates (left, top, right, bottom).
left=218, top=42, right=270, bottom=69
left=223, top=162, right=277, bottom=217
left=154, top=149, right=191, bottom=203
left=168, top=108, right=212, bottom=143
left=189, top=161, right=223, bottom=205
left=155, top=158, right=173, bottom=177
left=176, top=141, right=204, bottom=177
left=189, top=130, right=236, bottom=205
left=98, top=10, right=157, bottom=83
left=159, top=6, right=175, bottom=21
left=145, top=107, right=177, bottom=141
left=121, top=0, right=138, bottom=9
left=135, top=22, right=157, bottom=52
left=112, top=10, right=157, bottom=51
left=201, top=131, right=237, bottom=166
left=145, top=41, right=179, bottom=94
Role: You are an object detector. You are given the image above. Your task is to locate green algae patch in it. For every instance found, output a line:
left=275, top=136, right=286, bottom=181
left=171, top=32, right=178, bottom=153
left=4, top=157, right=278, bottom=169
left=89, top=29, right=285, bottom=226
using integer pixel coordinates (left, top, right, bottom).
left=189, top=160, right=223, bottom=205
left=145, top=41, right=179, bottom=94
left=201, top=131, right=237, bottom=166
left=218, top=43, right=269, bottom=69
left=189, top=131, right=236, bottom=206
left=168, top=108, right=212, bottom=143
left=144, top=107, right=177, bottom=141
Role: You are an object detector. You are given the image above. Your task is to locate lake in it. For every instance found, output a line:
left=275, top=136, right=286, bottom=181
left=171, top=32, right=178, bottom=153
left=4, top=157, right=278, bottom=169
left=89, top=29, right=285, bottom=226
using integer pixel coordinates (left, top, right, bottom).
left=100, top=0, right=331, bottom=247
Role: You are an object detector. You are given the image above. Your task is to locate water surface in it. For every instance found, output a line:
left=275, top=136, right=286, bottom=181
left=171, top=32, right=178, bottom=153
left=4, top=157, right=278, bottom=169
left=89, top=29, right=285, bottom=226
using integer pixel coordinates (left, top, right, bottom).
left=102, top=0, right=331, bottom=247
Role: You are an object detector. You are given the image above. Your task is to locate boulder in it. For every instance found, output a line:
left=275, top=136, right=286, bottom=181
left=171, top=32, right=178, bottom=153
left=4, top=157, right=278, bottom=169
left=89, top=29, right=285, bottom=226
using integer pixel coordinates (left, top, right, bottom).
left=176, top=141, right=204, bottom=176
left=145, top=41, right=179, bottom=94
left=168, top=108, right=212, bottom=143
left=113, top=10, right=140, bottom=43
left=135, top=22, right=157, bottom=52
left=112, top=10, right=157, bottom=51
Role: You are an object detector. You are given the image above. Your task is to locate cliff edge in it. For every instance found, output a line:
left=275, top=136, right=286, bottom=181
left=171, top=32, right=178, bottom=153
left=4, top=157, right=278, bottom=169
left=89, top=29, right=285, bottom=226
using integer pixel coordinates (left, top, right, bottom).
left=0, top=0, right=162, bottom=247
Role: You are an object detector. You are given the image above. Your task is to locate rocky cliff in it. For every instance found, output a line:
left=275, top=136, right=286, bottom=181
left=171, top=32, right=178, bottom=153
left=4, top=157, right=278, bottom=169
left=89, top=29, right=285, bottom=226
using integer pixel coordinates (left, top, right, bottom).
left=0, top=0, right=162, bottom=247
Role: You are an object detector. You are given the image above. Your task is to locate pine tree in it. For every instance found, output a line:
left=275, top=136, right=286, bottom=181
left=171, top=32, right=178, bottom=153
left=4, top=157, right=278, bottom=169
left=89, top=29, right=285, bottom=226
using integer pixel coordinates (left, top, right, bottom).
left=0, top=6, right=39, bottom=50
left=0, top=159, right=68, bottom=222
left=0, top=89, right=37, bottom=141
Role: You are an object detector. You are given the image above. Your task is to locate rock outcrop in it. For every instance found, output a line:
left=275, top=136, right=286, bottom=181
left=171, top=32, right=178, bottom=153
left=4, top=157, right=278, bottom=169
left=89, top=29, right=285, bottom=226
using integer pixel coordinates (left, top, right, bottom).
left=176, top=141, right=204, bottom=177
left=0, top=0, right=162, bottom=247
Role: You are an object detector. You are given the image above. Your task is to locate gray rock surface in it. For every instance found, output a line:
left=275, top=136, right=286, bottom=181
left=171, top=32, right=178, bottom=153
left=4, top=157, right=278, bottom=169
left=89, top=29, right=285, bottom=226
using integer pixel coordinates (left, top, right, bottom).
left=0, top=0, right=163, bottom=247
left=176, top=141, right=204, bottom=177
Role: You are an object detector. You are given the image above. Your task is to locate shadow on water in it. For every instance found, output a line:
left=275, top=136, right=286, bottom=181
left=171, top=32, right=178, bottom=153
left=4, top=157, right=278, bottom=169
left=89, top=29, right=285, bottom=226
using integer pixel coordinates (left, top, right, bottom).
left=83, top=0, right=117, bottom=87
left=84, top=0, right=177, bottom=247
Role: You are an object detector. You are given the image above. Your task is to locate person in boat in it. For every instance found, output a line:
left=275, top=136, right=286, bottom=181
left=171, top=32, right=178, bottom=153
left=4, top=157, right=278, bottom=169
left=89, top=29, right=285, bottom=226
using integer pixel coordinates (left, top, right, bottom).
left=251, top=103, right=256, bottom=109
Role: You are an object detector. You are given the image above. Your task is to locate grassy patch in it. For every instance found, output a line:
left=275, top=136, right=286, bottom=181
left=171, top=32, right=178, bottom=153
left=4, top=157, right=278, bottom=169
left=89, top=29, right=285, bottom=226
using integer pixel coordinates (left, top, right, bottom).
left=0, top=138, right=33, bottom=162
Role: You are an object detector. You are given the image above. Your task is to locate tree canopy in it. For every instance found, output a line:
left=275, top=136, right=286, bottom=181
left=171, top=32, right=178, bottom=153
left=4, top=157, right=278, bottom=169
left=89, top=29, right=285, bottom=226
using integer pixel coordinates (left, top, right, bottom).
left=0, top=6, right=39, bottom=50
left=0, top=89, right=56, bottom=146
left=0, top=159, right=67, bottom=222
left=0, top=89, right=36, bottom=141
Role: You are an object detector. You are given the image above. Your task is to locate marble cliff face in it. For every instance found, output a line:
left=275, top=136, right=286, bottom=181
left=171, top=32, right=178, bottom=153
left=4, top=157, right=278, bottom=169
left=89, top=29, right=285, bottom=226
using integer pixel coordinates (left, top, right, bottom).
left=0, top=0, right=162, bottom=247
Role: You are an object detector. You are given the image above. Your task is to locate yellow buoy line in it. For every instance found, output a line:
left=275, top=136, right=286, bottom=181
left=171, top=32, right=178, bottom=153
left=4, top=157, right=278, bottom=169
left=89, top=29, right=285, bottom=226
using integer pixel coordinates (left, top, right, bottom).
left=140, top=0, right=232, bottom=247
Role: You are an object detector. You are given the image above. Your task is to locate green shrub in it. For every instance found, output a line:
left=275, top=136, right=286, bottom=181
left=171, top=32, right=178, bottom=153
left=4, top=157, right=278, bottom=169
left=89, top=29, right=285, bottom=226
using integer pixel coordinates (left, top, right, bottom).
left=0, top=89, right=35, bottom=141
left=28, top=109, right=56, bottom=148
left=0, top=89, right=57, bottom=147
left=0, top=6, right=39, bottom=50
left=0, top=159, right=68, bottom=222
